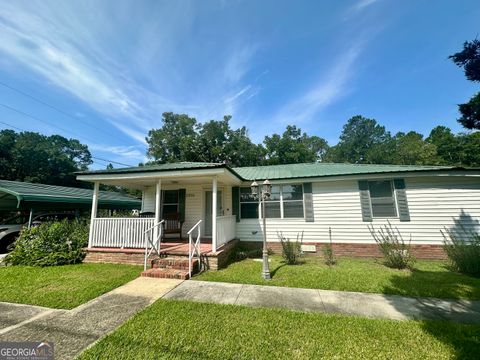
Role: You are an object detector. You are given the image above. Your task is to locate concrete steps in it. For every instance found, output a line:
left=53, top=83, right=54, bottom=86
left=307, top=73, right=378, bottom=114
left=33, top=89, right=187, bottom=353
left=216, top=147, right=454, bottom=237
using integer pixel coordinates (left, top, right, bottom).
left=141, top=257, right=199, bottom=280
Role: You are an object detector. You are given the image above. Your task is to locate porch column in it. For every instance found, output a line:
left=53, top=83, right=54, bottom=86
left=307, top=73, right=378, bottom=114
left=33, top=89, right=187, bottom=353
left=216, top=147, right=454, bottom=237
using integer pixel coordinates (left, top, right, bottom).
left=154, top=179, right=162, bottom=242
left=212, top=177, right=217, bottom=252
left=88, top=181, right=99, bottom=248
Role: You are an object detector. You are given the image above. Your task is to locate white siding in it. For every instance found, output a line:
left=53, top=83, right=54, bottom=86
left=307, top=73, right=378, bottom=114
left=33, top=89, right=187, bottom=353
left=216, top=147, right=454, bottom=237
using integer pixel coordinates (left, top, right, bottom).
left=236, top=176, right=480, bottom=245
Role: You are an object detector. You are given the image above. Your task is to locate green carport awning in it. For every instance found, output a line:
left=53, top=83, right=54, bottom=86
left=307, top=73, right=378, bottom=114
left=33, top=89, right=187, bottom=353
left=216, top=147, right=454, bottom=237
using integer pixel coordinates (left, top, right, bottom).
left=0, top=180, right=141, bottom=211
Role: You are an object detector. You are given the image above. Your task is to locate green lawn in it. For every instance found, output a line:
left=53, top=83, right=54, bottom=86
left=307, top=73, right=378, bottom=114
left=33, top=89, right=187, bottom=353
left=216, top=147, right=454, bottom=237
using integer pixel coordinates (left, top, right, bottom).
left=196, top=256, right=480, bottom=300
left=78, top=299, right=480, bottom=359
left=0, top=263, right=141, bottom=309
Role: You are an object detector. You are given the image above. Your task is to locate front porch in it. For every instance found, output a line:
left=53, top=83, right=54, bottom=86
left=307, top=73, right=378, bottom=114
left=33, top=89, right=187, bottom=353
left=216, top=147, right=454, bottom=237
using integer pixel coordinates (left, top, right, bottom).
left=78, top=163, right=242, bottom=274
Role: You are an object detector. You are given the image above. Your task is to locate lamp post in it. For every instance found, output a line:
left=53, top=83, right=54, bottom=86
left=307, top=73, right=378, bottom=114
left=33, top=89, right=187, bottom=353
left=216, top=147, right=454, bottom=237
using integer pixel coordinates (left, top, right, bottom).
left=251, top=179, right=271, bottom=280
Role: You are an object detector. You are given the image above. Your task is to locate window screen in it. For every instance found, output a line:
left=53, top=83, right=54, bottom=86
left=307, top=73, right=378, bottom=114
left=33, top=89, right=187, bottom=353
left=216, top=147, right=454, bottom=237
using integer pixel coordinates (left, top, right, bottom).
left=368, top=180, right=397, bottom=218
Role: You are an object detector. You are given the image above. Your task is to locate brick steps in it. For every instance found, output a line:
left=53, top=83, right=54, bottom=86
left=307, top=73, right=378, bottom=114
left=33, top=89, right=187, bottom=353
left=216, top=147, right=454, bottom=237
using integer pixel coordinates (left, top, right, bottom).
left=151, top=257, right=197, bottom=270
left=141, top=268, right=190, bottom=280
left=141, top=257, right=199, bottom=280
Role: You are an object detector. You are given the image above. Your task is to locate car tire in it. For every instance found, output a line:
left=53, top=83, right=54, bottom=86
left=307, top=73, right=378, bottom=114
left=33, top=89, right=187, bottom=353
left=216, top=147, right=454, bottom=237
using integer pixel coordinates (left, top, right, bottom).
left=0, top=233, right=19, bottom=253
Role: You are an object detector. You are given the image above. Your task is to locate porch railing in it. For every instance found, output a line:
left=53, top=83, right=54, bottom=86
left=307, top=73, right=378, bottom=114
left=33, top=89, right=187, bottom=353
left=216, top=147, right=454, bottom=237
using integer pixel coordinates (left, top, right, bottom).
left=90, top=218, right=154, bottom=248
left=188, top=220, right=202, bottom=278
left=144, top=220, right=164, bottom=270
left=215, top=215, right=236, bottom=251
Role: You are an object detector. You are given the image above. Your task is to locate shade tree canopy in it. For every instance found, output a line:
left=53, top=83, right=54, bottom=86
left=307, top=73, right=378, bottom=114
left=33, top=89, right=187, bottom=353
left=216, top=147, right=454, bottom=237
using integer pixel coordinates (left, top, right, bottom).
left=0, top=130, right=92, bottom=187
left=450, top=39, right=480, bottom=129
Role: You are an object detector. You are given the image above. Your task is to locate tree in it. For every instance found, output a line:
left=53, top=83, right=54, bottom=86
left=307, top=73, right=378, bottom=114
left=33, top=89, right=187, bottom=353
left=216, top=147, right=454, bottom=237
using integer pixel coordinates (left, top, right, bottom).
left=426, top=126, right=462, bottom=165
left=450, top=39, right=480, bottom=129
left=456, top=92, right=480, bottom=130
left=0, top=130, right=92, bottom=186
left=263, top=125, right=328, bottom=165
left=146, top=113, right=264, bottom=166
left=146, top=112, right=199, bottom=163
left=196, top=116, right=264, bottom=167
left=325, top=115, right=393, bottom=164
left=450, top=39, right=480, bottom=82
left=392, top=131, right=438, bottom=165
left=457, top=132, right=480, bottom=167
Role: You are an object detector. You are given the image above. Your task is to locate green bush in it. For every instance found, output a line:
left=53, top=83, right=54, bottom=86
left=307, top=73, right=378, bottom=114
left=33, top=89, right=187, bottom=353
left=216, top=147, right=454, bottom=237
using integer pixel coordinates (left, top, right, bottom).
left=442, top=226, right=480, bottom=276
left=368, top=221, right=415, bottom=269
left=5, top=220, right=88, bottom=267
left=277, top=231, right=303, bottom=265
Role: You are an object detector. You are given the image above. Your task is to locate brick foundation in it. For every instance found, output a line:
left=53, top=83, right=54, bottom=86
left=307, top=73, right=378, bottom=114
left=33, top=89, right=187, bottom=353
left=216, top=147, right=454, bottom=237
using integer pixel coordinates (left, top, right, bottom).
left=84, top=239, right=240, bottom=270
left=240, top=241, right=447, bottom=260
left=84, top=248, right=153, bottom=266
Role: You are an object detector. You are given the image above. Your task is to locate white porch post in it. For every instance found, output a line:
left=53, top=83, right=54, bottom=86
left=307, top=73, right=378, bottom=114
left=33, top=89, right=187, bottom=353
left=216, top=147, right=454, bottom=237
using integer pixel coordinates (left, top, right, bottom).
left=88, top=181, right=99, bottom=248
left=212, top=177, right=217, bottom=252
left=154, top=179, right=162, bottom=241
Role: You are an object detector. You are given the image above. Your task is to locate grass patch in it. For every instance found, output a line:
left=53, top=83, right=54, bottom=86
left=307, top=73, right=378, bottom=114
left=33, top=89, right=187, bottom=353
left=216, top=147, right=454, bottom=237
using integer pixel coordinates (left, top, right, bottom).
left=78, top=299, right=480, bottom=359
left=0, top=263, right=141, bottom=309
left=196, top=256, right=480, bottom=300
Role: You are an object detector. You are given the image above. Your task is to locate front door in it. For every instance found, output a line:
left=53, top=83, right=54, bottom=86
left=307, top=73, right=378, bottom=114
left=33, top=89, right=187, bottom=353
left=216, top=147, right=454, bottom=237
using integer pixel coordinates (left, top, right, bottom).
left=204, top=190, right=223, bottom=236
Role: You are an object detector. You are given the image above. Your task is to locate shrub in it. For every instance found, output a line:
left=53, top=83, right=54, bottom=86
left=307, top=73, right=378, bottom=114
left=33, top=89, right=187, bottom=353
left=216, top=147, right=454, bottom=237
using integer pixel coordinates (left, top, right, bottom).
left=368, top=221, right=415, bottom=269
left=277, top=231, right=303, bottom=265
left=323, top=227, right=337, bottom=266
left=5, top=220, right=88, bottom=267
left=442, top=226, right=480, bottom=276
left=323, top=244, right=337, bottom=266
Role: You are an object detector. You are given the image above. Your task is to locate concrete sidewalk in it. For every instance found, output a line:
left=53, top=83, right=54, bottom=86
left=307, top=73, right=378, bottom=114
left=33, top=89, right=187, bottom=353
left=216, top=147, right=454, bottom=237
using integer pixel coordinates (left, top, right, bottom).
left=0, top=277, right=182, bottom=360
left=164, top=280, right=480, bottom=324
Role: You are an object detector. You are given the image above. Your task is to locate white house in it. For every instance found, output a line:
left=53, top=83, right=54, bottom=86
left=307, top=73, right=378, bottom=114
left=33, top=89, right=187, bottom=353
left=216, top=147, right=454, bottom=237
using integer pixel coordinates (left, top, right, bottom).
left=77, top=162, right=480, bottom=273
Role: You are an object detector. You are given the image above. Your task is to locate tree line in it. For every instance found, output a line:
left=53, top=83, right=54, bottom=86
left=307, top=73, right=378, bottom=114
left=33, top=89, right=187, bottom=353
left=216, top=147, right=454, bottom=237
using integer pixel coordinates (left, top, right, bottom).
left=145, top=112, right=480, bottom=167
left=0, top=130, right=91, bottom=187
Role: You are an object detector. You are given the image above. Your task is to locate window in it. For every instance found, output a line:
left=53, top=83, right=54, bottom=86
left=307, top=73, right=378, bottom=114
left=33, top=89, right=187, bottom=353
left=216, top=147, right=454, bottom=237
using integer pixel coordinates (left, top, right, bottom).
left=240, top=187, right=258, bottom=219
left=239, top=184, right=304, bottom=219
left=368, top=180, right=397, bottom=218
left=265, top=185, right=281, bottom=218
left=162, top=190, right=179, bottom=215
left=282, top=184, right=304, bottom=218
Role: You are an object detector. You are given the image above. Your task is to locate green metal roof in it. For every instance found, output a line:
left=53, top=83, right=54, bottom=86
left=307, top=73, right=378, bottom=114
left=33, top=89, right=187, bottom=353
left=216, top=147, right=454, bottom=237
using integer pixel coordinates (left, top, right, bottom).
left=78, top=161, right=471, bottom=182
left=232, top=163, right=459, bottom=180
left=79, top=162, right=226, bottom=175
left=0, top=180, right=141, bottom=211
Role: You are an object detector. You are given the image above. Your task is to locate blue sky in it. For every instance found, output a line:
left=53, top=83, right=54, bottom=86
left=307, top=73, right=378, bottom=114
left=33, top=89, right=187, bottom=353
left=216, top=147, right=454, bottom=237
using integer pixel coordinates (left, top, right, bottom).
left=0, top=0, right=479, bottom=168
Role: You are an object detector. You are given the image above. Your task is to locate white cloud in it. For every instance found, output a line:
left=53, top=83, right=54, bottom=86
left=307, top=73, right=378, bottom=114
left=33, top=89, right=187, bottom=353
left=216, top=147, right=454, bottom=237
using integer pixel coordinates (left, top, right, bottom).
left=354, top=0, right=380, bottom=11
left=273, top=44, right=364, bottom=125
left=0, top=1, right=261, bottom=148
left=0, top=2, right=203, bottom=144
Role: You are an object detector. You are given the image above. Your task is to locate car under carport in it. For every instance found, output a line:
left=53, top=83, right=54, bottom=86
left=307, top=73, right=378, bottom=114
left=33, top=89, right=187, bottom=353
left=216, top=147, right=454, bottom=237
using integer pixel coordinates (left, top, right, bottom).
left=0, top=179, right=141, bottom=252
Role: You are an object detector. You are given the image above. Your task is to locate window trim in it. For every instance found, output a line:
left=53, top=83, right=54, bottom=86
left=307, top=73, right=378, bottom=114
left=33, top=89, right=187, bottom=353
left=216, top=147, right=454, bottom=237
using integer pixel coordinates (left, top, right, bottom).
left=368, top=180, right=399, bottom=219
left=239, top=184, right=305, bottom=220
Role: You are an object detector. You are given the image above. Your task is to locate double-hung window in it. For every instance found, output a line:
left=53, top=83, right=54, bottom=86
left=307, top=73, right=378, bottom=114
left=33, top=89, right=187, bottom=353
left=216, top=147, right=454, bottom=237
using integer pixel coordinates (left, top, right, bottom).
left=282, top=185, right=304, bottom=218
left=239, top=187, right=259, bottom=219
left=368, top=180, right=397, bottom=218
left=162, top=190, right=179, bottom=216
left=240, top=184, right=304, bottom=219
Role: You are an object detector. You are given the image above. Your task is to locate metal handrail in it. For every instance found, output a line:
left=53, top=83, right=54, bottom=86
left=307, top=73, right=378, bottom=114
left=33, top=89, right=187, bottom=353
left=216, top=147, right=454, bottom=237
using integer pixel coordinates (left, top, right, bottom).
left=144, top=220, right=165, bottom=270
left=187, top=220, right=202, bottom=235
left=188, top=220, right=202, bottom=278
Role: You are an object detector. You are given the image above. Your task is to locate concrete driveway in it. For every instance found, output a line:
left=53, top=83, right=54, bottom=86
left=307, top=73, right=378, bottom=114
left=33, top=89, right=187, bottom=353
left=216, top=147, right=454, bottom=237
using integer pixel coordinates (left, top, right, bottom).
left=0, top=277, right=182, bottom=360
